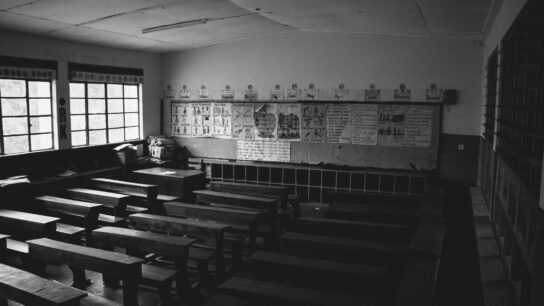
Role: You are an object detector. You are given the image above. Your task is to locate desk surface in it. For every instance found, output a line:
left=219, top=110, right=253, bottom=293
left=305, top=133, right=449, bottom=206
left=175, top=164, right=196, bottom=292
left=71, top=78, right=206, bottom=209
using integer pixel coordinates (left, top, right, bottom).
left=129, top=213, right=231, bottom=232
left=133, top=167, right=204, bottom=179
left=0, top=209, right=59, bottom=224
left=0, top=262, right=87, bottom=305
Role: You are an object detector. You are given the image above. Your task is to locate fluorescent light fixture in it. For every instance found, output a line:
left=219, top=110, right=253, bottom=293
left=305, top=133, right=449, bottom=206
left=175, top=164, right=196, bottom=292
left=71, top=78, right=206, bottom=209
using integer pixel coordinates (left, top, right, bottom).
left=142, top=18, right=208, bottom=34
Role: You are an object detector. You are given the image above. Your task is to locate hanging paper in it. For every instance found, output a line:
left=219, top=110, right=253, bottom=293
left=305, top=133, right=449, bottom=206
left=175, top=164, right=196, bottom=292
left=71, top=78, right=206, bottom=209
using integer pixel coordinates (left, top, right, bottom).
left=301, top=103, right=327, bottom=143
left=232, top=103, right=255, bottom=139
left=326, top=104, right=351, bottom=143
left=191, top=103, right=212, bottom=137
left=171, top=103, right=191, bottom=136
left=351, top=104, right=378, bottom=145
left=277, top=103, right=301, bottom=140
left=378, top=105, right=405, bottom=146
left=212, top=103, right=232, bottom=138
left=254, top=103, right=277, bottom=140
left=404, top=106, right=433, bottom=147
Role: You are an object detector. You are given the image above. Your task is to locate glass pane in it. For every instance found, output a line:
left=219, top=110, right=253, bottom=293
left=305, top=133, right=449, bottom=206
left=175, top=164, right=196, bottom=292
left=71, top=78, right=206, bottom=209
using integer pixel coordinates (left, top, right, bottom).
left=108, top=128, right=124, bottom=143
left=89, top=99, right=105, bottom=113
left=2, top=117, right=28, bottom=135
left=124, top=99, right=138, bottom=112
left=29, top=81, right=51, bottom=97
left=124, top=85, right=138, bottom=98
left=89, top=129, right=107, bottom=145
left=30, top=116, right=52, bottom=133
left=71, top=115, right=86, bottom=130
left=71, top=131, right=87, bottom=146
left=3, top=135, right=29, bottom=154
left=0, top=79, right=26, bottom=97
left=125, top=127, right=139, bottom=140
left=69, top=83, right=85, bottom=98
left=107, top=84, right=123, bottom=98
left=29, top=98, right=52, bottom=115
left=108, top=99, right=123, bottom=113
left=89, top=114, right=106, bottom=129
left=70, top=99, right=86, bottom=114
left=88, top=83, right=105, bottom=98
left=124, top=113, right=138, bottom=126
left=108, top=114, right=123, bottom=128
left=31, top=133, right=53, bottom=151
left=1, top=98, right=27, bottom=116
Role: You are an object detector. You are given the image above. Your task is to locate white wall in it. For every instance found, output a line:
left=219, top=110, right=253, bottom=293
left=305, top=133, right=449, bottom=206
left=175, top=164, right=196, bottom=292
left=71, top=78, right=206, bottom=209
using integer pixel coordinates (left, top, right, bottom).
left=163, top=31, right=484, bottom=136
left=484, top=0, right=527, bottom=58
left=0, top=30, right=162, bottom=148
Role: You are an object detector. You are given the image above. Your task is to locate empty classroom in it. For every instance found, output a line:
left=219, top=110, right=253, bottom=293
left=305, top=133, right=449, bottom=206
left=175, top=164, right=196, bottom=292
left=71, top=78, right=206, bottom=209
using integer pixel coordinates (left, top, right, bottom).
left=0, top=1, right=542, bottom=305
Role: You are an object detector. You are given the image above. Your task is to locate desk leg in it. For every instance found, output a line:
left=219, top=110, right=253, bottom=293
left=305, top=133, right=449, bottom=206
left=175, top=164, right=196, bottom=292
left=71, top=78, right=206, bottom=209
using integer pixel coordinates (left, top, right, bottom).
left=248, top=223, right=257, bottom=254
left=70, top=267, right=91, bottom=289
left=123, top=278, right=139, bottom=306
left=0, top=297, right=8, bottom=306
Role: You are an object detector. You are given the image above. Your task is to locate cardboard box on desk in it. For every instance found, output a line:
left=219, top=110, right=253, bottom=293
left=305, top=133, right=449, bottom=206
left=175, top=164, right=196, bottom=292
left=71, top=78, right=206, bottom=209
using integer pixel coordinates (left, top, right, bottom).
left=113, top=143, right=138, bottom=165
left=149, top=145, right=174, bottom=160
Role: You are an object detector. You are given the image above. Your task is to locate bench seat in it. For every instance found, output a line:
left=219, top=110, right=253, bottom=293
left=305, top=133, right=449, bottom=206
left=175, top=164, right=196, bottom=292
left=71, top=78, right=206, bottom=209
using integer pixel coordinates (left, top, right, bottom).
left=80, top=294, right=122, bottom=306
left=97, top=214, right=126, bottom=227
left=55, top=223, right=85, bottom=242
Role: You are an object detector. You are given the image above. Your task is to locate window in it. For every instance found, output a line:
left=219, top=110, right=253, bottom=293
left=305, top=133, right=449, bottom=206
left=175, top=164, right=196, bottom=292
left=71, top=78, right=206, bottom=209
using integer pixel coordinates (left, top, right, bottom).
left=0, top=78, right=54, bottom=155
left=70, top=82, right=141, bottom=146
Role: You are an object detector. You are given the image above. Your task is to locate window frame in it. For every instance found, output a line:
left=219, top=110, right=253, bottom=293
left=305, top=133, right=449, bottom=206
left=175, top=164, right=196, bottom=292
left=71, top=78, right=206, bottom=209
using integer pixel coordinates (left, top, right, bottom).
left=0, top=77, right=55, bottom=155
left=69, top=81, right=142, bottom=147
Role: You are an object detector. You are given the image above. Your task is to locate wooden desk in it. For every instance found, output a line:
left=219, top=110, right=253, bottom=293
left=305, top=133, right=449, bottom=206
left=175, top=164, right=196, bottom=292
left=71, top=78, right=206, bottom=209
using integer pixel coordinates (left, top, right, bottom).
left=132, top=168, right=205, bottom=201
left=0, top=234, right=9, bottom=253
left=0, top=263, right=87, bottom=306
left=219, top=277, right=380, bottom=306
left=27, top=238, right=143, bottom=306
left=0, top=209, right=58, bottom=237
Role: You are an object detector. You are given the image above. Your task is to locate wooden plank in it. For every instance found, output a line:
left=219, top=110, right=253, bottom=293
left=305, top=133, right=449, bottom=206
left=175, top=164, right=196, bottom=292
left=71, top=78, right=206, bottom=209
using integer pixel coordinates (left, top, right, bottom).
left=36, top=196, right=102, bottom=217
left=296, top=217, right=412, bottom=243
left=132, top=168, right=205, bottom=200
left=248, top=251, right=386, bottom=294
left=281, top=232, right=409, bottom=264
left=219, top=277, right=380, bottom=306
left=194, top=190, right=278, bottom=213
left=326, top=191, right=420, bottom=207
left=324, top=204, right=417, bottom=224
left=90, top=178, right=158, bottom=201
left=0, top=209, right=58, bottom=236
left=419, top=191, right=444, bottom=217
left=210, top=182, right=289, bottom=209
left=80, top=294, right=122, bottom=306
left=27, top=238, right=143, bottom=306
left=409, top=216, right=446, bottom=256
left=204, top=294, right=253, bottom=306
left=65, top=188, right=130, bottom=213
left=0, top=235, right=9, bottom=252
left=396, top=256, right=440, bottom=306
left=0, top=262, right=87, bottom=306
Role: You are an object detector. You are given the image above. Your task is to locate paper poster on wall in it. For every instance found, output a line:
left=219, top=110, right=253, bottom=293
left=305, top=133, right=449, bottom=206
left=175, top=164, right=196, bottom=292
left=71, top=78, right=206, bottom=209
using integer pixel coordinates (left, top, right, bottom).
left=351, top=104, right=378, bottom=145
left=301, top=103, right=327, bottom=143
left=326, top=104, right=352, bottom=143
left=254, top=103, right=277, bottom=140
left=237, top=140, right=290, bottom=162
left=232, top=103, right=255, bottom=139
left=404, top=106, right=433, bottom=147
left=171, top=103, right=191, bottom=136
left=378, top=105, right=405, bottom=146
left=191, top=103, right=212, bottom=137
left=277, top=103, right=301, bottom=140
left=212, top=103, right=232, bottom=138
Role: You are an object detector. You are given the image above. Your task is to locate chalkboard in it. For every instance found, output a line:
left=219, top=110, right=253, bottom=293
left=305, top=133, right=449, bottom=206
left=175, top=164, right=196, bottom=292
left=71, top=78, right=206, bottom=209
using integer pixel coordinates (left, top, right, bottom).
left=166, top=101, right=441, bottom=170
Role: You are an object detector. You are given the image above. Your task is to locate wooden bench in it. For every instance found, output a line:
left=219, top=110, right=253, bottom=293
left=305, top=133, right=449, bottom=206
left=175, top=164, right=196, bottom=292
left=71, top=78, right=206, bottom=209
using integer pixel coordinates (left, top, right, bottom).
left=247, top=250, right=387, bottom=295
left=65, top=188, right=134, bottom=216
left=35, top=195, right=102, bottom=243
left=0, top=209, right=58, bottom=238
left=281, top=232, right=409, bottom=265
left=0, top=234, right=9, bottom=253
left=93, top=226, right=197, bottom=304
left=204, top=294, right=253, bottom=306
left=396, top=256, right=441, bottom=306
left=89, top=178, right=160, bottom=212
left=218, top=277, right=381, bottom=306
left=324, top=204, right=418, bottom=224
left=164, top=202, right=261, bottom=254
left=128, top=213, right=231, bottom=282
left=326, top=191, right=421, bottom=208
left=26, top=238, right=143, bottom=306
left=419, top=191, right=444, bottom=217
left=195, top=190, right=279, bottom=249
left=295, top=217, right=413, bottom=243
left=409, top=216, right=446, bottom=257
left=0, top=262, right=87, bottom=306
left=132, top=168, right=205, bottom=202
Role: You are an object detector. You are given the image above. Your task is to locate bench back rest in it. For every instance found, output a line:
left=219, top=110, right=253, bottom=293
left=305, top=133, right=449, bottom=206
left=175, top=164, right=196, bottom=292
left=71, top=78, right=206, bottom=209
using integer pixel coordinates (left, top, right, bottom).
left=27, top=238, right=142, bottom=277
left=90, top=178, right=158, bottom=201
left=34, top=195, right=101, bottom=230
left=128, top=213, right=227, bottom=248
left=93, top=226, right=194, bottom=265
left=195, top=190, right=278, bottom=215
left=164, top=202, right=258, bottom=227
left=210, top=182, right=288, bottom=205
left=326, top=191, right=420, bottom=207
left=65, top=188, right=130, bottom=216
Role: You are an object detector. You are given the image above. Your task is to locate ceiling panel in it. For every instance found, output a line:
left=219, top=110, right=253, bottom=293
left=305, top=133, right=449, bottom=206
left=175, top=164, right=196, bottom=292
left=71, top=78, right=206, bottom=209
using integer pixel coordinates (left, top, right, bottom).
left=0, top=0, right=38, bottom=10
left=419, top=0, right=492, bottom=35
left=86, top=0, right=250, bottom=36
left=0, top=11, right=68, bottom=35
left=7, top=0, right=175, bottom=24
left=45, top=26, right=173, bottom=52
left=144, top=13, right=295, bottom=48
left=232, top=0, right=429, bottom=37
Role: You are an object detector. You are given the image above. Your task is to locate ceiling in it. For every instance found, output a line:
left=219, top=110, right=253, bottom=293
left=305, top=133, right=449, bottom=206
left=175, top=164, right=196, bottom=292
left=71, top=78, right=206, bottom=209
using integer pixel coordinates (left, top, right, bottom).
left=0, top=0, right=498, bottom=53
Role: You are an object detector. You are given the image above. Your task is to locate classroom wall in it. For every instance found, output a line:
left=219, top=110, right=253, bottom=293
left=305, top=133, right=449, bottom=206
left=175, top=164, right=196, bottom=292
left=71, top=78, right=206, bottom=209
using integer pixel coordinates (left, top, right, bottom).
left=484, top=0, right=527, bottom=59
left=0, top=30, right=162, bottom=149
left=162, top=31, right=484, bottom=184
left=163, top=31, right=484, bottom=136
